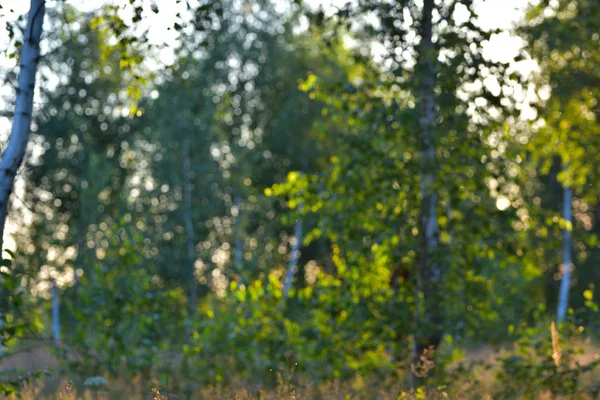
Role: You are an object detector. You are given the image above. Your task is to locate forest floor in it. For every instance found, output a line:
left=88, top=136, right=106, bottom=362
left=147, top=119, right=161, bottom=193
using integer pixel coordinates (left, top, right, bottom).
left=2, top=340, right=600, bottom=399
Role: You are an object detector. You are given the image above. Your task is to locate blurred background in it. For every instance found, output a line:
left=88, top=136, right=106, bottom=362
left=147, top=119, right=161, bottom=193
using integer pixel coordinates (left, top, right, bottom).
left=0, top=0, right=598, bottom=398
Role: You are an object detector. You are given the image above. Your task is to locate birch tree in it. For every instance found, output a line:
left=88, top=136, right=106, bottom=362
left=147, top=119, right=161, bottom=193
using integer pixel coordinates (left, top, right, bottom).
left=413, top=0, right=442, bottom=368
left=282, top=204, right=303, bottom=299
left=557, top=186, right=572, bottom=322
left=0, top=0, right=45, bottom=252
left=520, top=0, right=600, bottom=323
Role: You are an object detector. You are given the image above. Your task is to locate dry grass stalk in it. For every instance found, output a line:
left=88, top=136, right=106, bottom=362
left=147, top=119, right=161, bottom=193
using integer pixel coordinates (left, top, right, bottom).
left=551, top=321, right=561, bottom=367
left=411, top=345, right=436, bottom=378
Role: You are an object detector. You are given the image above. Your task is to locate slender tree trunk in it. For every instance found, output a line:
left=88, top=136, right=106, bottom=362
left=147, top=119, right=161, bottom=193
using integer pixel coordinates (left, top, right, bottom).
left=411, top=0, right=442, bottom=386
left=283, top=206, right=303, bottom=298
left=74, top=173, right=86, bottom=285
left=0, top=0, right=46, bottom=252
left=0, top=280, right=3, bottom=356
left=182, top=136, right=197, bottom=315
left=51, top=279, right=61, bottom=346
left=557, top=186, right=573, bottom=323
left=233, top=193, right=244, bottom=283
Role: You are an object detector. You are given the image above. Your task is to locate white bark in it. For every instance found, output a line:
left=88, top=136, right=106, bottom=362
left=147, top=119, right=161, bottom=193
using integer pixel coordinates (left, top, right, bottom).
left=557, top=186, right=573, bottom=323
left=233, top=193, right=244, bottom=284
left=0, top=0, right=46, bottom=251
left=51, top=279, right=61, bottom=346
left=283, top=208, right=303, bottom=298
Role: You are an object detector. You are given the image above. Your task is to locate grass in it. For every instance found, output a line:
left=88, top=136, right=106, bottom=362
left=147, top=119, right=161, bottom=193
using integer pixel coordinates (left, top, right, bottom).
left=13, top=376, right=457, bottom=400
left=7, top=370, right=600, bottom=399
left=2, top=338, right=600, bottom=399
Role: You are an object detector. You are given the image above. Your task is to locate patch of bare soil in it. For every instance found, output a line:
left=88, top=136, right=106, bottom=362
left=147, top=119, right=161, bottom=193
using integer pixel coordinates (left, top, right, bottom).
left=0, top=344, right=59, bottom=372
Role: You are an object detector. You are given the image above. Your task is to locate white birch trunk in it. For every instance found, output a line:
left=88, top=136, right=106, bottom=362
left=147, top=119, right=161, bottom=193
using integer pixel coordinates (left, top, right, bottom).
left=557, top=186, right=573, bottom=323
left=51, top=279, right=61, bottom=346
left=283, top=208, right=303, bottom=298
left=233, top=194, right=244, bottom=284
left=0, top=0, right=46, bottom=251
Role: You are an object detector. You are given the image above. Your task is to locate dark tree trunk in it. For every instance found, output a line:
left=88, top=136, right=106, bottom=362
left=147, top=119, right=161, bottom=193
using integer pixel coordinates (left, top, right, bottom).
left=411, top=0, right=443, bottom=386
